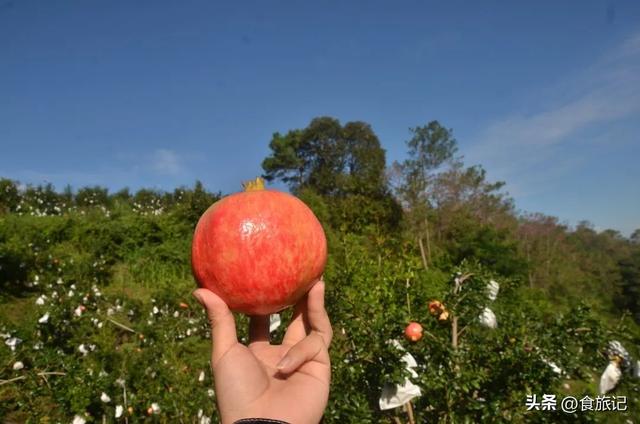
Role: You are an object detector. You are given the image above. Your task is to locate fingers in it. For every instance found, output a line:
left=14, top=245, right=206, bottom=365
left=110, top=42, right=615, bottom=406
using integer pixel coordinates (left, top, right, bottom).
left=192, top=288, right=238, bottom=363
left=248, top=315, right=270, bottom=345
left=282, top=292, right=310, bottom=345
left=276, top=332, right=328, bottom=375
left=283, top=279, right=332, bottom=347
left=306, top=280, right=333, bottom=347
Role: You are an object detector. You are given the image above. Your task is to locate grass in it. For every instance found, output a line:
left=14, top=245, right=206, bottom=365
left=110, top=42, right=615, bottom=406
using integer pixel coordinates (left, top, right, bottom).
left=0, top=297, right=36, bottom=328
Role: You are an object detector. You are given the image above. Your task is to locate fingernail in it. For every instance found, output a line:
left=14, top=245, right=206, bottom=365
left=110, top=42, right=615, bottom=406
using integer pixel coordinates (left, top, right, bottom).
left=276, top=357, right=291, bottom=370
left=192, top=291, right=204, bottom=306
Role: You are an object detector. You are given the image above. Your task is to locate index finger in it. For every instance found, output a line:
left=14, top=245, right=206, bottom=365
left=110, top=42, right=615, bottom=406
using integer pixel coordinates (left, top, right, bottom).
left=192, top=288, right=238, bottom=364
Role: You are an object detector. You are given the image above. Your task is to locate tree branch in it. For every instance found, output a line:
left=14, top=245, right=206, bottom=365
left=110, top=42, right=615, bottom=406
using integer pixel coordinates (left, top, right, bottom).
left=107, top=318, right=136, bottom=333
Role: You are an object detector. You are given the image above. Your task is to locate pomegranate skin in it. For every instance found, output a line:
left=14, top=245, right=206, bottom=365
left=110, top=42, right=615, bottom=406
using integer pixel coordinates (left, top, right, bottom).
left=404, top=322, right=423, bottom=342
left=191, top=189, right=327, bottom=315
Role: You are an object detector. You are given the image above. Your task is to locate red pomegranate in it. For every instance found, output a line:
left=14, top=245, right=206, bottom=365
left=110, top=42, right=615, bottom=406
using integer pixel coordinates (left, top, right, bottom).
left=191, top=178, right=327, bottom=315
left=404, top=322, right=423, bottom=342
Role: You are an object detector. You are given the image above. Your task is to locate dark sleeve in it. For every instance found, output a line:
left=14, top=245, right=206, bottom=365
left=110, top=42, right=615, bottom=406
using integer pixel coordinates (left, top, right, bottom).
left=233, top=420, right=290, bottom=424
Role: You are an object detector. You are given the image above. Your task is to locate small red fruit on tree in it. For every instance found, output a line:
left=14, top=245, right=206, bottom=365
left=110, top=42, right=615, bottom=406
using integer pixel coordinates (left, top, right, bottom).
left=405, top=322, right=423, bottom=342
left=191, top=178, right=327, bottom=315
left=428, top=300, right=443, bottom=316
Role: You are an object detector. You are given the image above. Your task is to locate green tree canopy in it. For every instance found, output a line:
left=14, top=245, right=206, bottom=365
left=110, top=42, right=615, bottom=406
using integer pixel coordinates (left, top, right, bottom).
left=395, top=121, right=458, bottom=207
left=261, top=117, right=388, bottom=197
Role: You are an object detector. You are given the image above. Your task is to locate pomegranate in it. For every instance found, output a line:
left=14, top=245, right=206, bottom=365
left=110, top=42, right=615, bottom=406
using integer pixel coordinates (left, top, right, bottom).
left=404, top=322, right=423, bottom=342
left=191, top=178, right=327, bottom=315
left=428, top=300, right=443, bottom=316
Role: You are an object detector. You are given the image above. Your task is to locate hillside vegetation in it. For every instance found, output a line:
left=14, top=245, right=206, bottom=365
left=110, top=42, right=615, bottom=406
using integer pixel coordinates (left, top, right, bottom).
left=1, top=117, right=639, bottom=423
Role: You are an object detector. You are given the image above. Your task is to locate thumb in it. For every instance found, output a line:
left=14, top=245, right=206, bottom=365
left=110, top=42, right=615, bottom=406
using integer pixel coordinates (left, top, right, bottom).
left=193, top=288, right=238, bottom=363
left=276, top=332, right=329, bottom=375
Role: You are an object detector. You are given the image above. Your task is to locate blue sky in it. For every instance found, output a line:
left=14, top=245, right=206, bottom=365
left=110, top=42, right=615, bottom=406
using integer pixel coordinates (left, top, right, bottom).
left=1, top=1, right=639, bottom=235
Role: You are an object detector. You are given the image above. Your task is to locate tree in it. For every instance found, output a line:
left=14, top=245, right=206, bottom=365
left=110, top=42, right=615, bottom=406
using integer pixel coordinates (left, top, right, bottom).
left=517, top=213, right=569, bottom=289
left=20, top=183, right=64, bottom=216
left=262, top=117, right=387, bottom=197
left=425, top=161, right=523, bottom=274
left=395, top=121, right=459, bottom=204
left=76, top=186, right=110, bottom=208
left=261, top=130, right=305, bottom=188
left=261, top=117, right=398, bottom=232
left=61, top=185, right=74, bottom=210
left=430, top=162, right=512, bottom=228
left=297, top=117, right=346, bottom=195
left=111, top=187, right=132, bottom=206
left=393, top=121, right=458, bottom=269
left=341, top=121, right=387, bottom=196
left=618, top=249, right=640, bottom=323
left=172, top=180, right=221, bottom=223
left=261, top=117, right=345, bottom=195
left=0, top=178, right=20, bottom=213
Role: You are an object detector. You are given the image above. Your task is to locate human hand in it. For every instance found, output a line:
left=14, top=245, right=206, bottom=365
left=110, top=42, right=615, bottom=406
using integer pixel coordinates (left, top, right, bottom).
left=193, top=280, right=332, bottom=424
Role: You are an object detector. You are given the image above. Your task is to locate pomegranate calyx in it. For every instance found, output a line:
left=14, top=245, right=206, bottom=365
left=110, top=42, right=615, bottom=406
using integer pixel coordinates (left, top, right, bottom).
left=242, top=177, right=266, bottom=192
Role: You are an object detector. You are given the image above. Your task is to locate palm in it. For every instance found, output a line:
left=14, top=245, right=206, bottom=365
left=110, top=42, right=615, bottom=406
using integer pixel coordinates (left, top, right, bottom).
left=195, top=281, right=332, bottom=424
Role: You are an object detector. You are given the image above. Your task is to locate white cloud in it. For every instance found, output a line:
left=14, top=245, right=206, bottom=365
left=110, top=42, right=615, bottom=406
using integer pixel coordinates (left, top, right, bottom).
left=607, top=31, right=640, bottom=62
left=466, top=31, right=640, bottom=193
left=150, top=149, right=183, bottom=176
left=484, top=87, right=633, bottom=150
left=2, top=169, right=129, bottom=189
left=2, top=148, right=192, bottom=191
